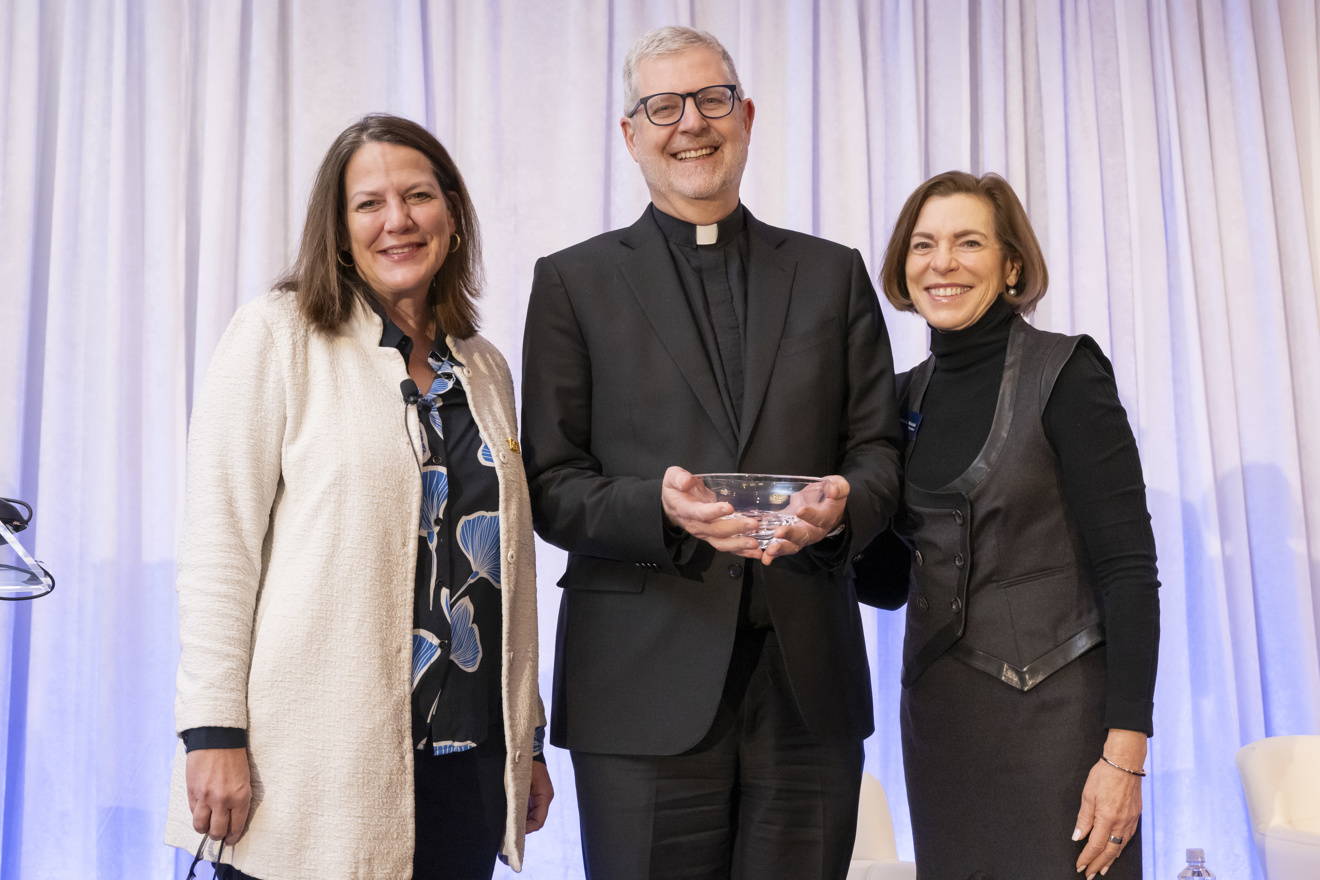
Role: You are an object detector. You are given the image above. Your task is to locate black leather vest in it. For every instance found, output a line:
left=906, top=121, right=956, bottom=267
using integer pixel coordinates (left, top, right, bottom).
left=896, top=318, right=1106, bottom=690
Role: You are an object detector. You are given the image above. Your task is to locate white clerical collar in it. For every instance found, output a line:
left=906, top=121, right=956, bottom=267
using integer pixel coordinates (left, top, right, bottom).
left=651, top=202, right=747, bottom=247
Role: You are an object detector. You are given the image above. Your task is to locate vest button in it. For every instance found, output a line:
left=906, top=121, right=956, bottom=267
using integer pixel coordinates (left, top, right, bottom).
left=954, top=553, right=965, bottom=568
left=950, top=597, right=962, bottom=613
left=917, top=596, right=929, bottom=612
left=728, top=564, right=743, bottom=578
left=914, top=550, right=924, bottom=566
left=953, top=510, right=964, bottom=524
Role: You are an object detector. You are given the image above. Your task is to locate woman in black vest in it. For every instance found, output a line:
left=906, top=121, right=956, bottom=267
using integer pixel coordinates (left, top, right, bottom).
left=856, top=171, right=1159, bottom=880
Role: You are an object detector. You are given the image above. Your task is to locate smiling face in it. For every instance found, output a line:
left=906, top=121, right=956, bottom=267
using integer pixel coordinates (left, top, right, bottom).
left=343, top=141, right=455, bottom=306
left=621, top=46, right=755, bottom=224
left=904, top=193, right=1021, bottom=332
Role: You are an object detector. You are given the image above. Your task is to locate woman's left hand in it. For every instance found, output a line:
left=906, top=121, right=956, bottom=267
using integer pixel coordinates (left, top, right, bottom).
left=525, top=760, right=554, bottom=833
left=1074, top=729, right=1146, bottom=878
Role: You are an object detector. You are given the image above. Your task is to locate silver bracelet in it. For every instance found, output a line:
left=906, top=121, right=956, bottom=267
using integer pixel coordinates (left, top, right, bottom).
left=1102, top=755, right=1147, bottom=777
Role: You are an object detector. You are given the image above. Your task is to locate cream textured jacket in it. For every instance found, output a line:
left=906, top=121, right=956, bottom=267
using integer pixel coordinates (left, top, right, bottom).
left=165, top=292, right=543, bottom=878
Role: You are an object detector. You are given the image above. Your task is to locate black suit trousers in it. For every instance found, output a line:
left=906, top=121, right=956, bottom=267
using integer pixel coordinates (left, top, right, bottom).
left=571, top=630, right=864, bottom=880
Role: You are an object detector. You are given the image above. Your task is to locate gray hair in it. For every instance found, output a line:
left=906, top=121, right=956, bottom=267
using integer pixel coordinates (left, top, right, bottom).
left=622, top=26, right=743, bottom=114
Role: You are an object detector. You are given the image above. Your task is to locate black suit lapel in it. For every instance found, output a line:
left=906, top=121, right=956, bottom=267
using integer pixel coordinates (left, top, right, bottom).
left=738, top=214, right=796, bottom=459
left=618, top=211, right=739, bottom=449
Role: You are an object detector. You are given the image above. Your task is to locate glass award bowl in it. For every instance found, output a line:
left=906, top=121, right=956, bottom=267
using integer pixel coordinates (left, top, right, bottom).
left=694, top=473, right=827, bottom=549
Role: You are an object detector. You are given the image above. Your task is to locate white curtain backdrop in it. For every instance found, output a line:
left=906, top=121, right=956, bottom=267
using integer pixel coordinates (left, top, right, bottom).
left=2, top=0, right=1318, bottom=877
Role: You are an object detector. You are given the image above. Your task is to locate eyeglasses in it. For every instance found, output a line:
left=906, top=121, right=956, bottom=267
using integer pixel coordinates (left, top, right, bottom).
left=629, top=85, right=740, bottom=126
left=185, top=835, right=226, bottom=880
left=0, top=497, right=54, bottom=600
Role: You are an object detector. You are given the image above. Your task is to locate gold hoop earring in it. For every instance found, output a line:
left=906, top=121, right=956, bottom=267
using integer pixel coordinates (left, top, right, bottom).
left=449, top=234, right=461, bottom=254
left=337, top=250, right=354, bottom=268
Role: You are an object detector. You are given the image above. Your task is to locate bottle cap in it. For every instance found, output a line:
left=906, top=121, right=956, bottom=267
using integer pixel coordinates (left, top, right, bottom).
left=1187, top=848, right=1205, bottom=862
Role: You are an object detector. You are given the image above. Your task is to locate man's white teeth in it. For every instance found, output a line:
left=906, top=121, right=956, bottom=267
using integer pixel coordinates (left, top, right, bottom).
left=675, top=147, right=716, bottom=160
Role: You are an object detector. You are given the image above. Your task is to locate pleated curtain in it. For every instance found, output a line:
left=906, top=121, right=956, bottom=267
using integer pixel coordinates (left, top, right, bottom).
left=1, top=1, right=1317, bottom=878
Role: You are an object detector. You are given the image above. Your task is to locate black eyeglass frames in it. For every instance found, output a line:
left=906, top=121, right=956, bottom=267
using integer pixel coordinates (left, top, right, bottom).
left=186, top=835, right=226, bottom=880
left=628, top=85, right=740, bottom=126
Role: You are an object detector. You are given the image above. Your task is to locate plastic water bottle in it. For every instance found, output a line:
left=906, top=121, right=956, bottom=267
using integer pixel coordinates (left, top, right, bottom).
left=1177, top=849, right=1215, bottom=879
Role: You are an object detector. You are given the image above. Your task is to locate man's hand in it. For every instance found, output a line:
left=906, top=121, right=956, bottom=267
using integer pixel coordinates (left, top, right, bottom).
left=760, top=475, right=849, bottom=565
left=661, top=466, right=763, bottom=559
left=526, top=761, right=555, bottom=833
left=185, top=747, right=252, bottom=846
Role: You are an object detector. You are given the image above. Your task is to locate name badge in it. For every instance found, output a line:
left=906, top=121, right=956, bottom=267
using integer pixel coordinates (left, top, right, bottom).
left=902, top=410, right=922, bottom=443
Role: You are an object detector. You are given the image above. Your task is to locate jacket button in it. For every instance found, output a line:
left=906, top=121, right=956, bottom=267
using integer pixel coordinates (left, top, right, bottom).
left=914, top=550, right=924, bottom=566
left=507, top=550, right=516, bottom=562
left=950, top=597, right=963, bottom=613
left=954, top=553, right=964, bottom=568
left=917, top=596, right=929, bottom=612
left=728, top=564, right=743, bottom=578
left=953, top=510, right=964, bottom=524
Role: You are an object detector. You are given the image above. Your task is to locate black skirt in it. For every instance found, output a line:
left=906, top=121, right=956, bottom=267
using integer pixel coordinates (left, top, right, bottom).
left=901, top=645, right=1141, bottom=880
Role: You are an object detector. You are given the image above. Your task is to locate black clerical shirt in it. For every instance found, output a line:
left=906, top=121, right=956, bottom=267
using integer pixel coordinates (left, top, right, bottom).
left=652, top=203, right=751, bottom=434
left=652, top=203, right=782, bottom=630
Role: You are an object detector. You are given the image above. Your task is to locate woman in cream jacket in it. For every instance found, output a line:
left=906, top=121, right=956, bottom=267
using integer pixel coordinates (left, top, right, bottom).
left=166, top=114, right=550, bottom=880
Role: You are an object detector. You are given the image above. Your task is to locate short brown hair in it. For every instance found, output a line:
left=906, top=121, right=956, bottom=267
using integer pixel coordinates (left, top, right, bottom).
left=276, top=114, right=483, bottom=339
left=879, top=171, right=1048, bottom=316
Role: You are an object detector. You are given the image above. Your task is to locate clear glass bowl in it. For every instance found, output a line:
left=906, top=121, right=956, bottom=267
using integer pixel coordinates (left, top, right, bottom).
left=694, top=473, right=826, bottom=548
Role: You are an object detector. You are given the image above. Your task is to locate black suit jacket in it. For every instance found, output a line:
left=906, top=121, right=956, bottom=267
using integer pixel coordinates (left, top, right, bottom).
left=521, top=206, right=902, bottom=755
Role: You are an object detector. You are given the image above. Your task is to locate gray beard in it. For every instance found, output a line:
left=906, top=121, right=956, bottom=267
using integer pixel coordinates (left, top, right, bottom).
left=638, top=142, right=747, bottom=205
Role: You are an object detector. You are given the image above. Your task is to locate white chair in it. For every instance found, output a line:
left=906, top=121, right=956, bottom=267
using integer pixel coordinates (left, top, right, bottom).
left=1236, top=735, right=1320, bottom=879
left=848, top=772, right=917, bottom=880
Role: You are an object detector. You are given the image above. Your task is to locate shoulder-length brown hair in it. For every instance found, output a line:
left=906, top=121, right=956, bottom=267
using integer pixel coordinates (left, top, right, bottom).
left=276, top=113, right=483, bottom=339
left=879, top=171, right=1048, bottom=317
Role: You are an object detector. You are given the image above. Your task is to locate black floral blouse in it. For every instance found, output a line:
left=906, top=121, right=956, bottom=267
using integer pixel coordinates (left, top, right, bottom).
left=379, top=314, right=544, bottom=760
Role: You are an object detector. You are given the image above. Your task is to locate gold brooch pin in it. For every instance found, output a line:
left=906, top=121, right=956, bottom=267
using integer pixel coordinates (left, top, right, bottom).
left=507, top=438, right=521, bottom=453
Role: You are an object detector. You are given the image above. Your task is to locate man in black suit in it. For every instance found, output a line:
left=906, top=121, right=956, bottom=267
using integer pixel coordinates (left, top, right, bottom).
left=521, top=25, right=902, bottom=880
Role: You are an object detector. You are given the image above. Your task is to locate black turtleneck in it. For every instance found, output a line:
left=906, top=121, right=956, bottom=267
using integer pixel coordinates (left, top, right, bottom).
left=910, top=298, right=1160, bottom=736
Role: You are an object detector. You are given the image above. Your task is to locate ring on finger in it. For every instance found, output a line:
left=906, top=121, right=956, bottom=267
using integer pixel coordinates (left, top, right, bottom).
left=1108, top=834, right=1124, bottom=845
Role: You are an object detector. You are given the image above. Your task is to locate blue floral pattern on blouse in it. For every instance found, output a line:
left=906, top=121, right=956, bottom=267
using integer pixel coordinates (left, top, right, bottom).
left=371, top=319, right=541, bottom=762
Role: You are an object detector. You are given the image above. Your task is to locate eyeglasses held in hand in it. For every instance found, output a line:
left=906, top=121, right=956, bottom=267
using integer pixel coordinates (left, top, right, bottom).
left=186, top=835, right=226, bottom=880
